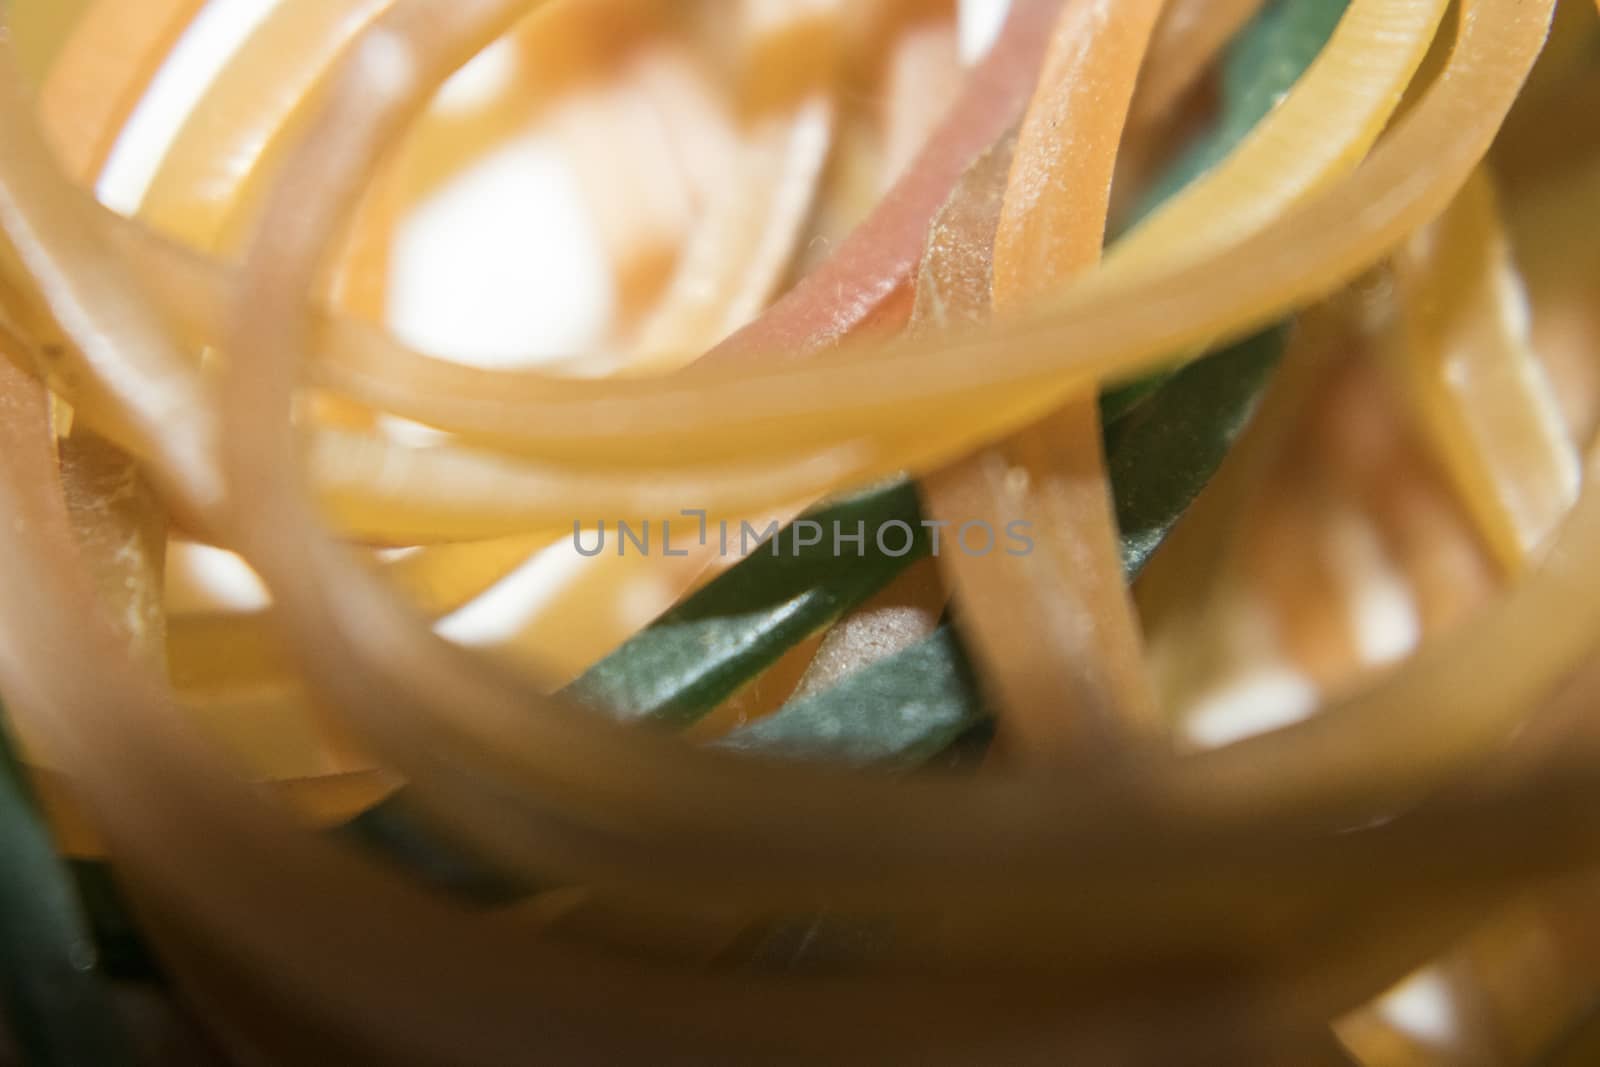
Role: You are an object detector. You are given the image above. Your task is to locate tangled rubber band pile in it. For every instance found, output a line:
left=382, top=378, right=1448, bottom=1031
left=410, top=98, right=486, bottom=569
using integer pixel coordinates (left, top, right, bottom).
left=2, top=0, right=1600, bottom=1062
